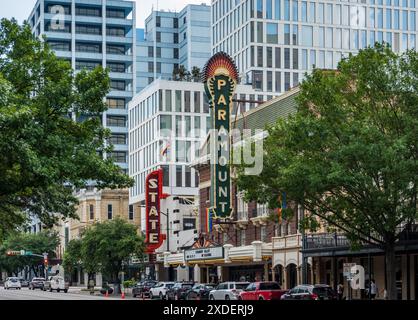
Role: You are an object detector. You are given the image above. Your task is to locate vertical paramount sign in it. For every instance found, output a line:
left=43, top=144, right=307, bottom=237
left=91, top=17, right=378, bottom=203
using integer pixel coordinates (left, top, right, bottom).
left=203, top=52, right=238, bottom=219
left=145, top=169, right=166, bottom=253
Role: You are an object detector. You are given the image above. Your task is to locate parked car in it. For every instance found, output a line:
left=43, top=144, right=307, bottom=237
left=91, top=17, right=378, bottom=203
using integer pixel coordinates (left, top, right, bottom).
left=43, top=276, right=69, bottom=293
left=19, top=278, right=29, bottom=287
left=4, top=277, right=21, bottom=290
left=149, top=282, right=175, bottom=300
left=185, top=283, right=215, bottom=300
left=209, top=282, right=250, bottom=300
left=239, top=282, right=287, bottom=300
left=166, top=282, right=195, bottom=300
left=280, top=284, right=338, bottom=300
left=132, top=280, right=158, bottom=298
left=29, top=277, right=46, bottom=290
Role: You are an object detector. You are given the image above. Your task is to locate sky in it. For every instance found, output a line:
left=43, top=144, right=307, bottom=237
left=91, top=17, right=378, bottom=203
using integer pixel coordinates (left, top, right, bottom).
left=0, top=0, right=210, bottom=28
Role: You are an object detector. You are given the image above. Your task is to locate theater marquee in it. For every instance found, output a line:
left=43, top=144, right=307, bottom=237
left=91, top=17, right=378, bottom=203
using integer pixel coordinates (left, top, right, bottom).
left=202, top=52, right=238, bottom=219
left=145, top=169, right=168, bottom=253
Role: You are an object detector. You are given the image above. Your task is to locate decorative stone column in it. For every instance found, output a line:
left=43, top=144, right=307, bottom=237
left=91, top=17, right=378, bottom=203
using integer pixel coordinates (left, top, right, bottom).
left=217, top=266, right=223, bottom=283
left=271, top=266, right=276, bottom=282
left=252, top=241, right=263, bottom=262
left=264, top=262, right=269, bottom=281
left=223, top=244, right=233, bottom=263
left=163, top=251, right=170, bottom=268
left=194, top=264, right=201, bottom=283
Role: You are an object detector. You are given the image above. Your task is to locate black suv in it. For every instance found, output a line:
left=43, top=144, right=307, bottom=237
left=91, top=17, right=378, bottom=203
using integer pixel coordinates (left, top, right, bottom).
left=132, top=280, right=158, bottom=298
left=166, top=282, right=195, bottom=300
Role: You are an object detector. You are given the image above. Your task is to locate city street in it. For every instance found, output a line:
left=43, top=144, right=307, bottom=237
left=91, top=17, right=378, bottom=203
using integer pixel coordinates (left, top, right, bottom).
left=0, top=287, right=137, bottom=300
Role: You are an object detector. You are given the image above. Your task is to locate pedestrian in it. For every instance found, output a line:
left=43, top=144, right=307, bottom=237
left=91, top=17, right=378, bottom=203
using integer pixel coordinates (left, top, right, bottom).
left=337, top=283, right=344, bottom=300
left=370, top=279, right=377, bottom=299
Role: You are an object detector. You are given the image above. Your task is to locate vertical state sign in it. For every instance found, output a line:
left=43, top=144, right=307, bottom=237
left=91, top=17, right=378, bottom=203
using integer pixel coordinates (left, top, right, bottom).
left=145, top=169, right=167, bottom=253
left=202, top=52, right=238, bottom=219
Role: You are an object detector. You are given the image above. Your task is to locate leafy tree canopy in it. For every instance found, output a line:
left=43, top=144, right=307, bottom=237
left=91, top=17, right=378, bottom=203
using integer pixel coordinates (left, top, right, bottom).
left=0, top=19, right=133, bottom=236
left=236, top=44, right=418, bottom=299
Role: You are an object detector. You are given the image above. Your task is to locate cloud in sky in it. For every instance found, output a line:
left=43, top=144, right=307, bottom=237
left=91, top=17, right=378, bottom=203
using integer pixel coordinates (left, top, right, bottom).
left=0, top=0, right=210, bottom=28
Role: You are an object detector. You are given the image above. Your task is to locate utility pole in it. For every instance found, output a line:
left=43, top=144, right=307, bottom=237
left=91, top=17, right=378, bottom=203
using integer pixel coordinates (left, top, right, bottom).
left=166, top=208, right=170, bottom=252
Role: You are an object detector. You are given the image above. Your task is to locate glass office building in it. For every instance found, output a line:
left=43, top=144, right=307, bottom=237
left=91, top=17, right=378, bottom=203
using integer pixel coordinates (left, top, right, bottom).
left=212, top=0, right=418, bottom=94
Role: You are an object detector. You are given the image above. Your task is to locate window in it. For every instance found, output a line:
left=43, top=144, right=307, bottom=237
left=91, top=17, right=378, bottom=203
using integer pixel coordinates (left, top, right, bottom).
left=76, top=6, right=101, bottom=17
left=107, top=45, right=125, bottom=55
left=107, top=204, right=113, bottom=219
left=184, top=91, right=191, bottom=112
left=162, top=165, right=169, bottom=186
left=176, top=116, right=182, bottom=137
left=107, top=27, right=125, bottom=37
left=156, top=16, right=161, bottom=27
left=129, top=205, right=134, bottom=220
left=292, top=0, right=298, bottom=21
left=257, top=22, right=263, bottom=42
left=293, top=49, right=298, bottom=69
left=275, top=71, right=281, bottom=92
left=301, top=2, right=307, bottom=22
left=402, top=10, right=408, bottom=30
left=49, top=41, right=71, bottom=51
left=107, top=62, right=125, bottom=73
left=76, top=60, right=101, bottom=70
left=301, top=26, right=312, bottom=46
left=275, top=47, right=281, bottom=68
left=160, top=115, right=172, bottom=136
left=107, top=9, right=125, bottom=19
left=109, top=151, right=126, bottom=163
left=266, top=0, right=273, bottom=19
left=185, top=166, right=191, bottom=187
left=257, top=46, right=263, bottom=67
left=284, top=0, right=290, bottom=20
left=267, top=23, right=278, bottom=43
left=285, top=48, right=290, bottom=68
left=194, top=92, right=200, bottom=113
left=275, top=0, right=281, bottom=19
left=176, top=165, right=182, bottom=187
left=253, top=70, right=263, bottom=90
left=76, top=24, right=101, bottom=35
left=175, top=91, right=182, bottom=112
left=107, top=98, right=125, bottom=109
left=267, top=71, right=273, bottom=91
left=267, top=47, right=273, bottom=67
left=148, top=62, right=154, bottom=73
left=109, top=133, right=126, bottom=145
left=173, top=18, right=178, bottom=28
left=89, top=205, right=94, bottom=220
left=185, top=116, right=191, bottom=137
left=148, top=46, right=154, bottom=57
left=284, top=24, right=290, bottom=45
left=110, top=80, right=125, bottom=91
left=257, top=0, right=263, bottom=18
left=107, top=116, right=126, bottom=127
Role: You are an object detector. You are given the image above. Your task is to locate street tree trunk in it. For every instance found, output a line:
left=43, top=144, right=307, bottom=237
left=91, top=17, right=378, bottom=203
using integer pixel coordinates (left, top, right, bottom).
left=385, top=242, right=397, bottom=300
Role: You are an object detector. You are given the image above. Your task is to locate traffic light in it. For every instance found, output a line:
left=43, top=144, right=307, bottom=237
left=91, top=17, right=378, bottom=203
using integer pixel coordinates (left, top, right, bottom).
left=6, top=250, right=20, bottom=256
left=44, top=258, right=48, bottom=265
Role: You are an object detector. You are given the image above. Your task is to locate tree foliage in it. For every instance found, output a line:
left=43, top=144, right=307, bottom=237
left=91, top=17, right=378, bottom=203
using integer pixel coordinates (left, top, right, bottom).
left=0, top=231, right=59, bottom=276
left=236, top=44, right=418, bottom=299
left=0, top=19, right=133, bottom=235
left=62, top=218, right=144, bottom=288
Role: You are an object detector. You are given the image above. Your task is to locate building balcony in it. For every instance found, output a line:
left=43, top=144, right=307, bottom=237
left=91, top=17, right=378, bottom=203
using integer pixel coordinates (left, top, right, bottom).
left=44, top=31, right=72, bottom=40
left=53, top=50, right=72, bottom=59
left=108, top=90, right=133, bottom=98
left=106, top=36, right=133, bottom=44
left=106, top=17, right=133, bottom=27
left=109, top=71, right=133, bottom=80
left=74, top=34, right=103, bottom=42
left=75, top=52, right=102, bottom=60
left=74, top=16, right=103, bottom=24
left=106, top=53, right=133, bottom=62
left=272, top=234, right=302, bottom=250
left=250, top=215, right=269, bottom=227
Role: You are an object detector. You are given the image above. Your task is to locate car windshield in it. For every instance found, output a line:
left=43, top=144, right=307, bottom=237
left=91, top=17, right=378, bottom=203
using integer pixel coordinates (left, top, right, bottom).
left=10, top=278, right=19, bottom=282
left=182, top=284, right=193, bottom=288
left=235, top=283, right=249, bottom=290
left=33, top=278, right=44, bottom=281
left=166, top=284, right=174, bottom=288
left=313, top=287, right=334, bottom=296
left=260, top=283, right=281, bottom=290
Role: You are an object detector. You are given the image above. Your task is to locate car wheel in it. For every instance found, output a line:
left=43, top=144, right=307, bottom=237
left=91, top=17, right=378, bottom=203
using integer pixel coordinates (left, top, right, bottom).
left=159, top=292, right=163, bottom=300
left=149, top=292, right=154, bottom=300
left=210, top=295, right=215, bottom=300
left=57, top=289, right=60, bottom=293
left=225, top=295, right=230, bottom=300
left=175, top=293, right=179, bottom=301
left=133, top=293, right=137, bottom=298
left=64, top=289, right=68, bottom=293
left=49, top=288, right=52, bottom=292
left=258, top=296, right=264, bottom=300
left=238, top=296, right=243, bottom=300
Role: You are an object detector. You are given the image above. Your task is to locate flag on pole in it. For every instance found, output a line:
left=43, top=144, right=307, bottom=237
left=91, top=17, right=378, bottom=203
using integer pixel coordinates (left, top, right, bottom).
left=278, top=192, right=287, bottom=223
left=160, top=141, right=170, bottom=158
left=206, top=208, right=213, bottom=233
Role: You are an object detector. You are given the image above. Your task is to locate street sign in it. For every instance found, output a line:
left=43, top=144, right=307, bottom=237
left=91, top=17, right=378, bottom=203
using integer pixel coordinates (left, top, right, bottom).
left=24, top=251, right=33, bottom=256
left=343, top=263, right=356, bottom=277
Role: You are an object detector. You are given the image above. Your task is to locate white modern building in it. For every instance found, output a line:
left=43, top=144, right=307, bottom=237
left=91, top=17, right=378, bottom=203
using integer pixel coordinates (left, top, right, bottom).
left=128, top=79, right=261, bottom=280
left=211, top=0, right=418, bottom=94
left=136, top=4, right=211, bottom=93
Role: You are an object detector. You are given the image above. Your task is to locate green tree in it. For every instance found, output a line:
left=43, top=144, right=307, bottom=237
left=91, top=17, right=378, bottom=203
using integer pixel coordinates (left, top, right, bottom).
left=80, top=218, right=144, bottom=293
left=236, top=45, right=418, bottom=300
left=0, top=19, right=133, bottom=235
left=177, top=65, right=187, bottom=81
left=0, top=231, right=59, bottom=277
left=191, top=66, right=201, bottom=82
left=62, top=238, right=82, bottom=283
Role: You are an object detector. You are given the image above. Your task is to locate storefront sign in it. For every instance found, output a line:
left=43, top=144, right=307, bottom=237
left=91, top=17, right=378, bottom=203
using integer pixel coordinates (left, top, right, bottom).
left=145, top=169, right=168, bottom=253
left=203, top=52, right=238, bottom=219
left=184, top=246, right=224, bottom=261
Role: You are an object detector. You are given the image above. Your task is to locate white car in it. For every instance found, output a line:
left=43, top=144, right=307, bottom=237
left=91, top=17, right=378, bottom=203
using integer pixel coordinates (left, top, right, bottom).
left=4, top=277, right=22, bottom=290
left=209, top=282, right=250, bottom=300
left=43, top=276, right=69, bottom=293
left=149, top=282, right=175, bottom=300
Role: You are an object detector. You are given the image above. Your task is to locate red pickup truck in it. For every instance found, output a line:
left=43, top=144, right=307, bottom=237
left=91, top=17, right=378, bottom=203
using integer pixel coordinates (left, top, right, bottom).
left=239, top=282, right=287, bottom=300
